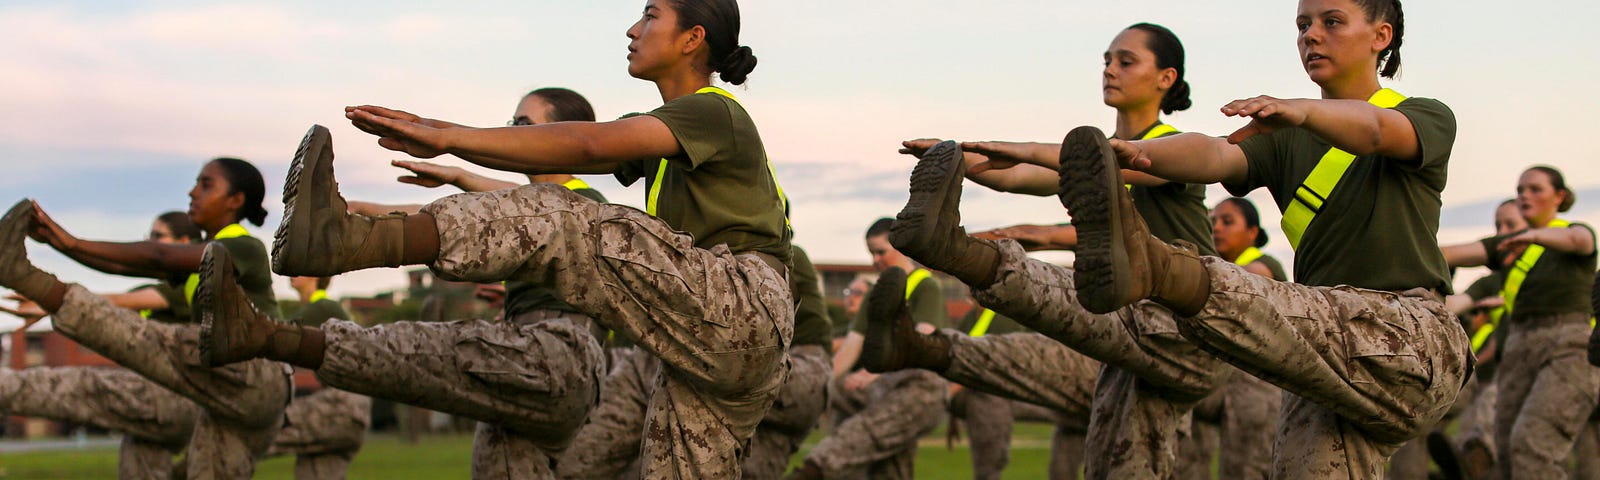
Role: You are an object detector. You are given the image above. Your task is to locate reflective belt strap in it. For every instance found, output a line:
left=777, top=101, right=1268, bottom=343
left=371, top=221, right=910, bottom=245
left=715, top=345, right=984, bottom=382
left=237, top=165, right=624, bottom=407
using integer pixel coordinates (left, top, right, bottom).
left=645, top=87, right=790, bottom=229
left=183, top=224, right=252, bottom=304
left=309, top=290, right=329, bottom=304
left=1279, top=88, right=1408, bottom=250
left=1233, top=247, right=1265, bottom=267
left=1126, top=123, right=1180, bottom=190
left=904, top=269, right=932, bottom=301
left=561, top=178, right=592, bottom=192
left=969, top=309, right=996, bottom=337
left=1501, top=218, right=1569, bottom=317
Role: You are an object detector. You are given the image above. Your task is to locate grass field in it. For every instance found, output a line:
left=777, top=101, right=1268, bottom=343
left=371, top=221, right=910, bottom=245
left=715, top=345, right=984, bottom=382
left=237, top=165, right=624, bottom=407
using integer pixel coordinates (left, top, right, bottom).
left=0, top=423, right=1063, bottom=479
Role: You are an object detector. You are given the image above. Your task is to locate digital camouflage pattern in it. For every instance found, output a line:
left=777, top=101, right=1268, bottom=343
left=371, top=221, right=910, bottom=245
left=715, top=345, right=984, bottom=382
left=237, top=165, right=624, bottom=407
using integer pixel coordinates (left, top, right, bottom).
left=314, top=317, right=604, bottom=479
left=421, top=184, right=793, bottom=479
left=972, top=240, right=1230, bottom=479
left=0, top=366, right=198, bottom=480
left=268, top=387, right=371, bottom=480
left=54, top=285, right=289, bottom=479
left=1493, top=313, right=1599, bottom=479
left=1178, top=258, right=1470, bottom=479
left=804, top=370, right=946, bottom=479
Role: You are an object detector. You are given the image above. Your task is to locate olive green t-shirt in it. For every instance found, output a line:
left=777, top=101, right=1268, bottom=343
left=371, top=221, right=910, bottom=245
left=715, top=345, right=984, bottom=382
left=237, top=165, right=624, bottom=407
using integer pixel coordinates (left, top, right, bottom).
left=1481, top=223, right=1597, bottom=319
left=789, top=246, right=833, bottom=351
left=1464, top=271, right=1507, bottom=303
left=297, top=298, right=350, bottom=328
left=851, top=270, right=946, bottom=334
left=954, top=307, right=1026, bottom=337
left=1126, top=124, right=1218, bottom=256
left=208, top=235, right=281, bottom=320
left=1252, top=254, right=1289, bottom=282
left=1228, top=97, right=1456, bottom=292
left=137, top=282, right=189, bottom=324
left=615, top=91, right=791, bottom=264
left=504, top=187, right=608, bottom=318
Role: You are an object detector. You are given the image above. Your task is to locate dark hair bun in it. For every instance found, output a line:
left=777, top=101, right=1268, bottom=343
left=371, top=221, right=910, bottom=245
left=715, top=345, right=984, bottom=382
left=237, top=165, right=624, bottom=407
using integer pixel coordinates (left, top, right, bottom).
left=718, top=46, right=757, bottom=85
left=1254, top=230, right=1269, bottom=248
left=1162, top=80, right=1192, bottom=114
left=245, top=205, right=268, bottom=227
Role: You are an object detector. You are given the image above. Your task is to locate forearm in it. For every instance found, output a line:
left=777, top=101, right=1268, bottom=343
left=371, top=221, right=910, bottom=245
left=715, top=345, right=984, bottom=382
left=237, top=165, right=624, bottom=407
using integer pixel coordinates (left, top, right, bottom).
left=1444, top=294, right=1473, bottom=315
left=1299, top=99, right=1416, bottom=159
left=1028, top=226, right=1079, bottom=252
left=1533, top=227, right=1597, bottom=255
left=69, top=240, right=202, bottom=275
left=450, top=171, right=521, bottom=193
left=1135, top=133, right=1247, bottom=185
left=967, top=163, right=1058, bottom=196
left=443, top=123, right=636, bottom=175
left=1441, top=242, right=1489, bottom=268
left=102, top=289, right=171, bottom=311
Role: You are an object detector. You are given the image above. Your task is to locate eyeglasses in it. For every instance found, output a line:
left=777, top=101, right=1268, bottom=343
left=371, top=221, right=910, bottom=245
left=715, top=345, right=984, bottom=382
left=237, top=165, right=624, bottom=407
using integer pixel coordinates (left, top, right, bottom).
left=507, top=116, right=534, bottom=126
left=841, top=288, right=868, bottom=297
left=148, top=231, right=171, bottom=241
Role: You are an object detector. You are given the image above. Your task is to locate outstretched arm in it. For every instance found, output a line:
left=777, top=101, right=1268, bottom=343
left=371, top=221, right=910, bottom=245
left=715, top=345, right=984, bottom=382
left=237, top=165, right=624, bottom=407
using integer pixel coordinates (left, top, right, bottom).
left=974, top=224, right=1078, bottom=251
left=1498, top=226, right=1597, bottom=257
left=1112, top=133, right=1250, bottom=185
left=1223, top=96, right=1423, bottom=161
left=28, top=203, right=201, bottom=278
left=1441, top=241, right=1490, bottom=268
left=390, top=160, right=521, bottom=193
left=347, top=106, right=678, bottom=175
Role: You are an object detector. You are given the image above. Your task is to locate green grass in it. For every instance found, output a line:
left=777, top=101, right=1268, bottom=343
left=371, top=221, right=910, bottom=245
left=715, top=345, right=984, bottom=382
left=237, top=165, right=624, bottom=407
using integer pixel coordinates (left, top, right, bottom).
left=0, top=423, right=1062, bottom=479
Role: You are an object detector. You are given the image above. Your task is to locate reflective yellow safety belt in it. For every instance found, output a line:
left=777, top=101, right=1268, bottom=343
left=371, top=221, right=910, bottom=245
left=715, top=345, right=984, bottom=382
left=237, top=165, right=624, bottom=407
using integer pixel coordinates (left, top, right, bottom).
left=1233, top=247, right=1265, bottom=267
left=645, top=87, right=790, bottom=229
left=309, top=290, right=329, bottom=304
left=904, top=269, right=932, bottom=301
left=561, top=178, right=593, bottom=192
left=1499, top=218, right=1594, bottom=327
left=1279, top=88, right=1408, bottom=250
left=969, top=309, right=997, bottom=337
left=183, top=224, right=252, bottom=304
left=1126, top=123, right=1180, bottom=190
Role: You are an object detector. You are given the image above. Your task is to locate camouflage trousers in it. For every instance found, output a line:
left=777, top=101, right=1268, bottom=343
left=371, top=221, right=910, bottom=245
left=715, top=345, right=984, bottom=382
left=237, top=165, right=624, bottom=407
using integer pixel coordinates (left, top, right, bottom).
left=1455, top=376, right=1497, bottom=479
left=558, top=344, right=829, bottom=480
left=267, top=387, right=371, bottom=480
left=805, top=369, right=946, bottom=479
left=1574, top=409, right=1600, bottom=480
left=972, top=240, right=1231, bottom=479
left=1175, top=257, right=1471, bottom=479
left=53, top=285, right=290, bottom=479
left=939, top=331, right=1099, bottom=479
left=314, top=317, right=604, bottom=479
left=1178, top=366, right=1281, bottom=480
left=1494, top=313, right=1600, bottom=480
left=0, top=366, right=199, bottom=480
left=423, top=184, right=793, bottom=479
left=949, top=387, right=1076, bottom=480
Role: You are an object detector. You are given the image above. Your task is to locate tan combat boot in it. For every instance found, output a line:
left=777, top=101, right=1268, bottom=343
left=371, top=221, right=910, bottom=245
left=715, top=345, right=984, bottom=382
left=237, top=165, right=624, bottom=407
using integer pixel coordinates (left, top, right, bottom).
left=272, top=124, right=408, bottom=277
left=1057, top=126, right=1210, bottom=316
left=198, top=242, right=324, bottom=369
left=0, top=201, right=62, bottom=302
left=889, top=140, right=1001, bottom=288
left=860, top=267, right=952, bottom=373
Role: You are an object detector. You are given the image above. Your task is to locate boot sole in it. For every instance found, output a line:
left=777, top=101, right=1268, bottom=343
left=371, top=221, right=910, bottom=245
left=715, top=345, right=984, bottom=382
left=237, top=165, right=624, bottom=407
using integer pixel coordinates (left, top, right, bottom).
left=860, top=267, right=909, bottom=373
left=890, top=141, right=963, bottom=256
left=196, top=242, right=237, bottom=367
left=1058, top=126, right=1129, bottom=314
left=273, top=125, right=334, bottom=276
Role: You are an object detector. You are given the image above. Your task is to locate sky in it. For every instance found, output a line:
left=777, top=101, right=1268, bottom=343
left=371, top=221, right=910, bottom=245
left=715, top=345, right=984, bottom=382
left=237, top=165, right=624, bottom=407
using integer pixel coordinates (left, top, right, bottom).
left=2, top=0, right=1598, bottom=303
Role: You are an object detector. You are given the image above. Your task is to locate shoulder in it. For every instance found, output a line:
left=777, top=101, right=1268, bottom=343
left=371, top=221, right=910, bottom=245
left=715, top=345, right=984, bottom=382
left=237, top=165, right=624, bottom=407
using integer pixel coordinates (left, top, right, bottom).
left=648, top=92, right=736, bottom=122
left=1393, top=97, right=1457, bottom=131
left=574, top=187, right=607, bottom=203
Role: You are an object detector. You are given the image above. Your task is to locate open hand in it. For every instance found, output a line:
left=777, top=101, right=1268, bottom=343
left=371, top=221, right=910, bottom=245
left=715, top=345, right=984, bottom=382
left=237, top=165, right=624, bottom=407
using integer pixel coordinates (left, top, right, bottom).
left=1221, top=95, right=1309, bottom=144
left=346, top=105, right=453, bottom=159
left=843, top=369, right=880, bottom=391
left=27, top=202, right=78, bottom=252
left=392, top=160, right=467, bottom=188
left=957, top=141, right=1030, bottom=175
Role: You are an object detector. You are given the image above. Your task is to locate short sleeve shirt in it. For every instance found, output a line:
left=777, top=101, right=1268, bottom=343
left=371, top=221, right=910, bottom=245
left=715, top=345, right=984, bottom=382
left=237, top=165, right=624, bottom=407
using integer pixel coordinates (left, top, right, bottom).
left=136, top=282, right=189, bottom=324
left=297, top=299, right=350, bottom=328
left=1227, top=97, right=1456, bottom=292
left=788, top=246, right=833, bottom=351
left=1128, top=124, right=1218, bottom=256
left=1255, top=254, right=1289, bottom=282
left=1481, top=222, right=1597, bottom=319
left=614, top=92, right=792, bottom=264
